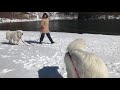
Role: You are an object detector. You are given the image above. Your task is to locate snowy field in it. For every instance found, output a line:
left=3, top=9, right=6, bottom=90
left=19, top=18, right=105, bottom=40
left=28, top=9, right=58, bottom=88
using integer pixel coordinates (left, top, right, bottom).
left=0, top=31, right=120, bottom=78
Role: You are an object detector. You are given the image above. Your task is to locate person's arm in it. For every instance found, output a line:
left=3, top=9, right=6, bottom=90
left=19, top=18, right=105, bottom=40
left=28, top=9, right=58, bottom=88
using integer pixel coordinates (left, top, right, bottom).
left=41, top=19, right=45, bottom=28
left=40, top=19, right=44, bottom=32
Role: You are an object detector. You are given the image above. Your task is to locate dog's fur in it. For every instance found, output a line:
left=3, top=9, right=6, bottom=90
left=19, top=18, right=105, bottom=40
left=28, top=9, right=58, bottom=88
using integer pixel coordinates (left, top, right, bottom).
left=6, top=30, right=23, bottom=45
left=67, top=38, right=86, bottom=52
left=64, top=38, right=109, bottom=78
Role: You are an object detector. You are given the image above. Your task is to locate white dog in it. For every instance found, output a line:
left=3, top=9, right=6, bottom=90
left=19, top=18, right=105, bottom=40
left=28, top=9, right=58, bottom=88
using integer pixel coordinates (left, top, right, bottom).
left=64, top=38, right=109, bottom=78
left=6, top=30, right=23, bottom=45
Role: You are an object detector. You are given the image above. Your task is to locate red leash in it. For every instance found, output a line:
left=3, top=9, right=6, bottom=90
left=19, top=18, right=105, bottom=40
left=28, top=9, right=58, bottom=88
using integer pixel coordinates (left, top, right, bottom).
left=68, top=52, right=80, bottom=78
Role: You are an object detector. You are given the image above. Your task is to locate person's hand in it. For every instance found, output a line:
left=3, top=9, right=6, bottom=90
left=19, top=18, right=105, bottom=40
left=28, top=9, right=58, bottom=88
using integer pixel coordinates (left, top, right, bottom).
left=41, top=25, right=44, bottom=29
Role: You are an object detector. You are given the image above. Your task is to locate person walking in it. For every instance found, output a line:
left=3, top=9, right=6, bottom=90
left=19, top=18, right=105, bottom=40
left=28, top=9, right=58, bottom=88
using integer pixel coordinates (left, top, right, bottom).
left=39, top=13, right=55, bottom=44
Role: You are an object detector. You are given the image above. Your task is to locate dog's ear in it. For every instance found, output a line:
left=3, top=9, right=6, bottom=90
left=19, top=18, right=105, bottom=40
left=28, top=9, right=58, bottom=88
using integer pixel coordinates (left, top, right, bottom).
left=17, top=30, right=21, bottom=33
left=17, top=30, right=19, bottom=33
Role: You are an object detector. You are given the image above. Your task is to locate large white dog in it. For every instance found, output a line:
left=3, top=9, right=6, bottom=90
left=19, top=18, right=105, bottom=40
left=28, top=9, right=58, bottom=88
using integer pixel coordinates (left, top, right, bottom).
left=6, top=30, right=23, bottom=45
left=64, top=38, right=109, bottom=78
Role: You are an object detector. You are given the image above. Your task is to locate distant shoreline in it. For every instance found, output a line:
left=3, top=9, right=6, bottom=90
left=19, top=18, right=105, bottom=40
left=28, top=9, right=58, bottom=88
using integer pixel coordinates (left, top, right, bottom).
left=0, top=17, right=78, bottom=23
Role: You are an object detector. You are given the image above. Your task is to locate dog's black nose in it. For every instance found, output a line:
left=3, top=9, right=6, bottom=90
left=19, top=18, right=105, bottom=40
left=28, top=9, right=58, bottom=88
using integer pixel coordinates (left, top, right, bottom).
left=22, top=33, right=23, bottom=35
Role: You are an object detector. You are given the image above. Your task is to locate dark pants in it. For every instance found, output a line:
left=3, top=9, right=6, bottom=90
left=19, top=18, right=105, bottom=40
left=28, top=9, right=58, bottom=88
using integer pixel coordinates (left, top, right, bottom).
left=40, top=33, right=54, bottom=43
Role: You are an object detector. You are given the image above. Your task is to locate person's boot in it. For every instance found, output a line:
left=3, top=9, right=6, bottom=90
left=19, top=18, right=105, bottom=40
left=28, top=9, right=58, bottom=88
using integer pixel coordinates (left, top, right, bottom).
left=39, top=41, right=42, bottom=44
left=51, top=41, right=55, bottom=44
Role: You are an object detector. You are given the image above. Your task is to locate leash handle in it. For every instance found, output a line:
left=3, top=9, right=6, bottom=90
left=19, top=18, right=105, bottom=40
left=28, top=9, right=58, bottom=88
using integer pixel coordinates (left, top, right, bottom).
left=68, top=52, right=80, bottom=78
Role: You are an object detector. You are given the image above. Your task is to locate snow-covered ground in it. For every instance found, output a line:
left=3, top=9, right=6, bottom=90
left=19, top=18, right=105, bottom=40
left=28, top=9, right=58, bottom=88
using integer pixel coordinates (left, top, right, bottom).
left=0, top=31, right=120, bottom=78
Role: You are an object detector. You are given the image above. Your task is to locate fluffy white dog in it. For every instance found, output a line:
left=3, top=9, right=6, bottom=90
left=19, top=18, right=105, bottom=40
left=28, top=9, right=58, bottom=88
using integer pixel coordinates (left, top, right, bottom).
left=64, top=38, right=109, bottom=78
left=6, top=30, right=23, bottom=45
